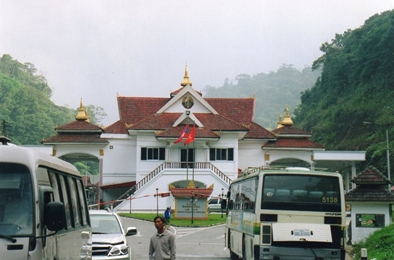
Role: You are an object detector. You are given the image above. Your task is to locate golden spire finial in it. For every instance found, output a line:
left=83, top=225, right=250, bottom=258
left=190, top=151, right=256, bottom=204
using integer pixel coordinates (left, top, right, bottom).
left=276, top=113, right=284, bottom=128
left=281, top=106, right=293, bottom=126
left=75, top=98, right=89, bottom=121
left=181, top=64, right=192, bottom=87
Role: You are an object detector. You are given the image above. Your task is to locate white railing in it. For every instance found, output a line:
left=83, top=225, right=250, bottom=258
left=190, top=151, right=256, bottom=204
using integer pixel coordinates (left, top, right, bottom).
left=115, top=161, right=232, bottom=204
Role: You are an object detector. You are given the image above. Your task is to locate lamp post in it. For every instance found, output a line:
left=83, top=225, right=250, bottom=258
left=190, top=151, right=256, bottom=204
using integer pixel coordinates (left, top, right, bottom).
left=221, top=188, right=224, bottom=218
left=129, top=193, right=131, bottom=214
left=386, top=129, right=391, bottom=189
left=363, top=121, right=391, bottom=189
left=156, top=188, right=159, bottom=216
left=191, top=190, right=194, bottom=224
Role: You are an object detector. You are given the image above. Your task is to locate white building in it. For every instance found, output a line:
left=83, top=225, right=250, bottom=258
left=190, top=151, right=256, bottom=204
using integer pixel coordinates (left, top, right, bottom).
left=42, top=68, right=365, bottom=212
left=345, top=166, right=394, bottom=244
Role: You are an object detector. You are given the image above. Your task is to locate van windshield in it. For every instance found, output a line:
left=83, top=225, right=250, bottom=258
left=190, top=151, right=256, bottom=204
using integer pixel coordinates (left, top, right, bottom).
left=261, top=174, right=341, bottom=212
left=0, top=163, right=34, bottom=236
left=90, top=214, right=122, bottom=234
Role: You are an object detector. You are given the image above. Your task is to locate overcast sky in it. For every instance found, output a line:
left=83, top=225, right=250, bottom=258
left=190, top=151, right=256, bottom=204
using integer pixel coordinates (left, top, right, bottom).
left=1, top=1, right=393, bottom=125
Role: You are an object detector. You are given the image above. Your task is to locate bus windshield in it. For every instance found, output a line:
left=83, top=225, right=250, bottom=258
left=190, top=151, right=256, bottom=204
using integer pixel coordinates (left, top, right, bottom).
left=0, top=163, right=34, bottom=236
left=262, top=174, right=341, bottom=212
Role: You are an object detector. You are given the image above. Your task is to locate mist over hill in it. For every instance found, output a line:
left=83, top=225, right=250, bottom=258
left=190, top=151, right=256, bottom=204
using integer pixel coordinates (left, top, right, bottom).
left=0, top=54, right=106, bottom=145
left=203, top=64, right=320, bottom=130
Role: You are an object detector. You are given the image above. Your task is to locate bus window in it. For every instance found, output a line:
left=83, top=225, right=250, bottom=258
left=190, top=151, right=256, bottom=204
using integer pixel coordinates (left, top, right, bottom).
left=261, top=174, right=341, bottom=212
left=48, top=171, right=61, bottom=203
left=229, top=178, right=257, bottom=211
left=58, top=175, right=72, bottom=229
left=67, top=177, right=81, bottom=227
left=76, top=179, right=89, bottom=225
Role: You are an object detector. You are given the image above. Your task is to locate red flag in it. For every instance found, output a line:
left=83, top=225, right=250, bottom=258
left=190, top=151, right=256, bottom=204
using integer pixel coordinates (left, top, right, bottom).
left=174, top=124, right=190, bottom=144
left=184, top=125, right=195, bottom=145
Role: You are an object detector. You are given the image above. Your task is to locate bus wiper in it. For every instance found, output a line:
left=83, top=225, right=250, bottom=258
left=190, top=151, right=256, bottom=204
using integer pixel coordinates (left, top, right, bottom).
left=0, top=234, right=16, bottom=243
left=300, top=238, right=322, bottom=260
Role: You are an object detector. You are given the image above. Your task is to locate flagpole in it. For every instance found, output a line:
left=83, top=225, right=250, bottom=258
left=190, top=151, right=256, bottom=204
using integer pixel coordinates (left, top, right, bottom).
left=186, top=116, right=190, bottom=182
left=186, top=146, right=189, bottom=181
left=192, top=140, right=195, bottom=183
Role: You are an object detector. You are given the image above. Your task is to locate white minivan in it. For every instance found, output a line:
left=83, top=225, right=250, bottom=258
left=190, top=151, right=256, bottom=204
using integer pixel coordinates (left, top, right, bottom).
left=0, top=145, right=92, bottom=260
left=208, top=197, right=225, bottom=212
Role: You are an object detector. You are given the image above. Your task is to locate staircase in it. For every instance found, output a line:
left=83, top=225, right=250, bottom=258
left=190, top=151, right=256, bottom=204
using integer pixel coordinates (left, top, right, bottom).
left=113, top=161, right=232, bottom=208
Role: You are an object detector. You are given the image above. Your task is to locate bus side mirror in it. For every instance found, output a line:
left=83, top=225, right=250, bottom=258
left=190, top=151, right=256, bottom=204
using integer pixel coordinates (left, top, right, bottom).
left=45, top=202, right=66, bottom=231
left=221, top=199, right=227, bottom=210
left=228, top=200, right=234, bottom=210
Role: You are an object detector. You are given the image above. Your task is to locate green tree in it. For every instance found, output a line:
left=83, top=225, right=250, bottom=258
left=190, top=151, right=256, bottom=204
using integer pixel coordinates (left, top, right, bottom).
left=0, top=54, right=107, bottom=144
left=294, top=10, right=394, bottom=175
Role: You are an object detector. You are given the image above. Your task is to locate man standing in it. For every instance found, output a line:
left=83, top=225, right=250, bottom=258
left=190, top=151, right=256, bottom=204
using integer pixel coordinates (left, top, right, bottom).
left=149, top=216, right=176, bottom=260
left=164, top=207, right=171, bottom=229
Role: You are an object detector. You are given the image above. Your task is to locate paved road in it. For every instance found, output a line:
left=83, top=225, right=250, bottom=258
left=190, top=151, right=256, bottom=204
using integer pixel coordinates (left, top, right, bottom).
left=121, top=216, right=353, bottom=259
left=121, top=217, right=229, bottom=259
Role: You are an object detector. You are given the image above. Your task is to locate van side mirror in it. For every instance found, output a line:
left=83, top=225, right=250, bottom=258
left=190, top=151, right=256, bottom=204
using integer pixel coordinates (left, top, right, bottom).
left=126, top=227, right=138, bottom=236
left=221, top=199, right=227, bottom=210
left=45, top=201, right=66, bottom=231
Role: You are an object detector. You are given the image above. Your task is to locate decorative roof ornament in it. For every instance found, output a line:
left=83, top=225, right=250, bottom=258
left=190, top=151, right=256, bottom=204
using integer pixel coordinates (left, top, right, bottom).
left=182, top=96, right=194, bottom=109
left=75, top=98, right=89, bottom=121
left=180, top=64, right=192, bottom=87
left=281, top=106, right=293, bottom=126
left=276, top=113, right=284, bottom=129
left=187, top=180, right=196, bottom=188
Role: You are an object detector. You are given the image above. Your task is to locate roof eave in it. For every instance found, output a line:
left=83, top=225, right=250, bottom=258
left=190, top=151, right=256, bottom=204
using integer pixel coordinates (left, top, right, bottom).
left=261, top=147, right=325, bottom=151
left=42, top=142, right=108, bottom=145
left=57, top=130, right=103, bottom=133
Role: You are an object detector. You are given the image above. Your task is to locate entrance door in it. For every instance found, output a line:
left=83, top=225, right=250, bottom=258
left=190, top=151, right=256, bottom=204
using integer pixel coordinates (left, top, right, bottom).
left=180, top=148, right=195, bottom=168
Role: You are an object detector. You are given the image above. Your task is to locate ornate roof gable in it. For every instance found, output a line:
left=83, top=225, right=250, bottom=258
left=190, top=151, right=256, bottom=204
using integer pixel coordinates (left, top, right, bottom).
left=352, top=165, right=390, bottom=185
left=345, top=166, right=394, bottom=202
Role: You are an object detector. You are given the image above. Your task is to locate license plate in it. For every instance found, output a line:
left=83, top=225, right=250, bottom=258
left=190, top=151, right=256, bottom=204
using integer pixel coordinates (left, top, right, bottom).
left=294, top=229, right=310, bottom=236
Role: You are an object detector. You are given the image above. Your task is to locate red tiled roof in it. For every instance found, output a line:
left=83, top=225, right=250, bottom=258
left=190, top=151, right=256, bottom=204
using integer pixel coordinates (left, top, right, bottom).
left=128, top=113, right=182, bottom=129
left=345, top=166, right=394, bottom=202
left=170, top=187, right=213, bottom=198
left=272, top=125, right=311, bottom=136
left=345, top=185, right=394, bottom=202
left=56, top=120, right=104, bottom=131
left=352, top=166, right=389, bottom=185
left=156, top=125, right=220, bottom=139
left=244, top=122, right=277, bottom=139
left=117, top=96, right=256, bottom=126
left=129, top=112, right=248, bottom=133
left=205, top=97, right=255, bottom=124
left=105, top=120, right=128, bottom=134
left=117, top=96, right=169, bottom=124
left=115, top=95, right=274, bottom=139
left=263, top=138, right=325, bottom=149
left=42, top=134, right=108, bottom=144
left=192, top=114, right=248, bottom=131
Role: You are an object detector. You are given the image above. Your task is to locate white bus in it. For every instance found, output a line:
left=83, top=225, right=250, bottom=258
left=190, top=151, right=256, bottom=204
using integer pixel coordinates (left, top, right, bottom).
left=224, top=168, right=346, bottom=260
left=0, top=145, right=92, bottom=260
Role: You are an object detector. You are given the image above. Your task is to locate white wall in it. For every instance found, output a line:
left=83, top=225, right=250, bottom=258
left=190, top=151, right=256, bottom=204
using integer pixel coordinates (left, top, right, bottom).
left=238, top=140, right=265, bottom=171
left=349, top=202, right=391, bottom=244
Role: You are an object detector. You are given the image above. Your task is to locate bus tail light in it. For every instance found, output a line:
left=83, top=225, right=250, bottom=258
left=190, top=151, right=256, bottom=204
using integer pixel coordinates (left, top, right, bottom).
left=260, top=214, right=278, bottom=222
left=262, top=225, right=271, bottom=244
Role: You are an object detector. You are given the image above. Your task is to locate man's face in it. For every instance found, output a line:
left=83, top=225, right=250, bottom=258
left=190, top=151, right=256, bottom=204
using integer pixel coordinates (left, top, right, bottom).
left=155, top=218, right=165, bottom=230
